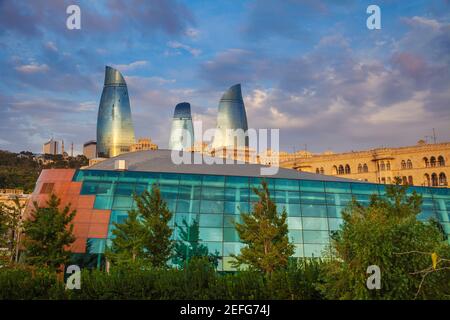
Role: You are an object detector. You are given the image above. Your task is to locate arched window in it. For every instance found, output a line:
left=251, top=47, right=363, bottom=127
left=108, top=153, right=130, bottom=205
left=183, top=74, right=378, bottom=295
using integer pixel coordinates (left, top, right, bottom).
left=380, top=161, right=385, bottom=171
left=424, top=174, right=430, bottom=186
left=363, top=163, right=368, bottom=173
left=386, top=161, right=391, bottom=170
left=358, top=164, right=362, bottom=173
left=430, top=156, right=436, bottom=167
left=320, top=167, right=324, bottom=174
left=381, top=177, right=386, bottom=184
left=332, top=166, right=338, bottom=175
left=439, top=172, right=447, bottom=186
left=423, top=157, right=429, bottom=167
left=402, top=176, right=408, bottom=185
left=431, top=173, right=438, bottom=186
left=407, top=159, right=412, bottom=169
left=438, top=156, right=445, bottom=167
left=401, top=160, right=406, bottom=169
left=338, top=165, right=344, bottom=175
left=408, top=176, right=413, bottom=185
left=316, top=168, right=320, bottom=174
left=345, top=164, right=351, bottom=174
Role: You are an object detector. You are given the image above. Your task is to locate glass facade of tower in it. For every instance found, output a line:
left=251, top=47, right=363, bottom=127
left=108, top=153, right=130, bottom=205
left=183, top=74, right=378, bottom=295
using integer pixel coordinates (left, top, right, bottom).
left=212, top=84, right=249, bottom=149
left=169, top=102, right=194, bottom=151
left=68, top=169, right=450, bottom=271
left=96, top=66, right=135, bottom=158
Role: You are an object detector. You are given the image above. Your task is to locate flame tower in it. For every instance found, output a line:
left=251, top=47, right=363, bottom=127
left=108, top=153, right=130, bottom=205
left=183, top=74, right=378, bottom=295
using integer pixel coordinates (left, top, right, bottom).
left=212, top=84, right=249, bottom=149
left=96, top=66, right=136, bottom=158
left=169, top=102, right=194, bottom=151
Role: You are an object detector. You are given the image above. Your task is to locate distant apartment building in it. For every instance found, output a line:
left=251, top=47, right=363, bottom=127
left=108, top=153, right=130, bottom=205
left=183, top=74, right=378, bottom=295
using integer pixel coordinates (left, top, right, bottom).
left=42, top=138, right=58, bottom=155
left=280, top=140, right=449, bottom=187
left=83, top=140, right=97, bottom=159
left=130, top=138, right=158, bottom=152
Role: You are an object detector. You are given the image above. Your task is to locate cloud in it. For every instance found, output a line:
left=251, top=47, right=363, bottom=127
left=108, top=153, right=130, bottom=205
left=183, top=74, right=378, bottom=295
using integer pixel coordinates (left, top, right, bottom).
left=111, top=60, right=149, bottom=72
left=167, top=41, right=202, bottom=56
left=15, top=63, right=49, bottom=74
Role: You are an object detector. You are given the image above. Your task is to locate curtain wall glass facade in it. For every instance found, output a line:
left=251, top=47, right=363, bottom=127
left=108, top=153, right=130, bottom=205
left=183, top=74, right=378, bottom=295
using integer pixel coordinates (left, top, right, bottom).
left=73, top=169, right=450, bottom=271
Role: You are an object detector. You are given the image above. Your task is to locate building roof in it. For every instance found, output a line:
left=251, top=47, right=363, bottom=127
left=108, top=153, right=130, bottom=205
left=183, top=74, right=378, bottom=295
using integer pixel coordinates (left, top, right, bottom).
left=87, top=149, right=364, bottom=182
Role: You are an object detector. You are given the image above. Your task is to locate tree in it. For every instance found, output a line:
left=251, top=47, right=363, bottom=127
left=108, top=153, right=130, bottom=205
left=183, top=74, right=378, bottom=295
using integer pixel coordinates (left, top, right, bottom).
left=106, top=209, right=145, bottom=268
left=137, top=185, right=174, bottom=268
left=232, top=181, right=294, bottom=275
left=173, top=218, right=221, bottom=268
left=106, top=184, right=174, bottom=269
left=23, top=194, right=76, bottom=271
left=319, top=181, right=450, bottom=299
left=0, top=196, right=24, bottom=265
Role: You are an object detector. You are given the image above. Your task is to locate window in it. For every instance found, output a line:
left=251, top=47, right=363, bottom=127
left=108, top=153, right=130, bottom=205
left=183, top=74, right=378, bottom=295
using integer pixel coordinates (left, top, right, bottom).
left=439, top=173, right=447, bottom=186
left=345, top=164, right=351, bottom=174
left=381, top=177, right=386, bottom=184
left=424, top=174, right=430, bottom=186
left=438, top=156, right=445, bottom=167
left=423, top=157, right=429, bottom=167
left=320, top=167, right=324, bottom=174
left=401, top=160, right=406, bottom=169
left=408, top=176, right=413, bottom=185
left=407, top=159, right=412, bottom=169
left=430, top=157, right=436, bottom=167
left=40, top=183, right=54, bottom=194
left=431, top=173, right=438, bottom=186
left=332, top=166, right=338, bottom=175
left=363, top=163, right=368, bottom=173
left=386, top=161, right=391, bottom=170
left=338, top=165, right=344, bottom=175
left=380, top=161, right=385, bottom=171
left=316, top=168, right=320, bottom=174
left=402, top=176, right=408, bottom=185
left=358, top=164, right=362, bottom=173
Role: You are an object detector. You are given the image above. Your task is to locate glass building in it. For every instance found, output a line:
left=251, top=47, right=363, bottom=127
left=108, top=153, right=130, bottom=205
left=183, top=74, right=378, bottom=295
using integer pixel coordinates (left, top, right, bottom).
left=212, top=84, right=249, bottom=149
left=96, top=66, right=136, bottom=158
left=169, top=102, right=194, bottom=151
left=27, top=150, right=450, bottom=271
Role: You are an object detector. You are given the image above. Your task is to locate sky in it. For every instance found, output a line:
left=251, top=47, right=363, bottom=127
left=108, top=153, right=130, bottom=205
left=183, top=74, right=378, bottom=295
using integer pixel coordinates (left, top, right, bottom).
left=0, top=0, right=449, bottom=155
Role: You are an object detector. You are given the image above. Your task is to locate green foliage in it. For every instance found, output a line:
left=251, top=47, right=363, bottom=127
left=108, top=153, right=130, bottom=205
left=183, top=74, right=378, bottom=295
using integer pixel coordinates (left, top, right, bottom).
left=137, top=185, right=174, bottom=268
left=0, top=266, right=66, bottom=300
left=173, top=218, right=221, bottom=269
left=232, top=181, right=294, bottom=275
left=22, top=194, right=76, bottom=271
left=0, top=150, right=88, bottom=193
left=106, top=209, right=146, bottom=268
left=0, top=257, right=323, bottom=299
left=319, top=183, right=450, bottom=300
left=0, top=196, right=24, bottom=265
left=106, top=184, right=174, bottom=269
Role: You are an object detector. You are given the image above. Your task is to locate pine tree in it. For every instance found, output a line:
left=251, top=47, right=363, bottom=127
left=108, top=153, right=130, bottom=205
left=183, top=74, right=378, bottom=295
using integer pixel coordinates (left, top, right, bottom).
left=232, top=180, right=294, bottom=275
left=173, top=218, right=221, bottom=268
left=23, top=194, right=76, bottom=271
left=137, top=184, right=174, bottom=268
left=106, top=209, right=145, bottom=267
left=106, top=184, right=174, bottom=269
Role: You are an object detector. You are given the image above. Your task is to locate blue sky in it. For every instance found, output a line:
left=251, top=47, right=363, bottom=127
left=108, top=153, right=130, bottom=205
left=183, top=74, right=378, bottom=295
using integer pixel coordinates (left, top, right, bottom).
left=0, top=0, right=449, bottom=154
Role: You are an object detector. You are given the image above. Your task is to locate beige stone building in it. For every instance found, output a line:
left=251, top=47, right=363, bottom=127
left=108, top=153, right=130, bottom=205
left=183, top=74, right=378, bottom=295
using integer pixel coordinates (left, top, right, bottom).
left=280, top=140, right=449, bottom=187
left=130, top=138, right=158, bottom=152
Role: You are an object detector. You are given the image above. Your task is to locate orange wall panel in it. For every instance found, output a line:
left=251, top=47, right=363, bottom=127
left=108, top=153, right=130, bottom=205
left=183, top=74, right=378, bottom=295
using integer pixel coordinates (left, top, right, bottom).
left=88, top=223, right=109, bottom=238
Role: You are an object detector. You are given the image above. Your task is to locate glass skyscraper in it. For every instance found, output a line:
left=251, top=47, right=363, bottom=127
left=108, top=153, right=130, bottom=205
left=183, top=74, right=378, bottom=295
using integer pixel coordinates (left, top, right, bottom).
left=212, top=84, right=249, bottom=149
left=96, top=66, right=136, bottom=158
left=169, top=102, right=194, bottom=151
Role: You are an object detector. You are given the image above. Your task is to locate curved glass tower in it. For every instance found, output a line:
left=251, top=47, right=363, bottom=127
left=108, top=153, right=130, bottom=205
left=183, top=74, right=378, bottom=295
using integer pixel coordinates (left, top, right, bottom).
left=169, top=102, right=194, bottom=150
left=212, top=84, right=249, bottom=149
left=96, top=66, right=136, bottom=158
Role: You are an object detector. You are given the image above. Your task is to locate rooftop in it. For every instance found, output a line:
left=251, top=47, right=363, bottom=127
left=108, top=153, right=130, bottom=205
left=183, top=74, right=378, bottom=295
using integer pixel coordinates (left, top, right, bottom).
left=87, top=149, right=364, bottom=182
